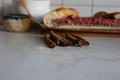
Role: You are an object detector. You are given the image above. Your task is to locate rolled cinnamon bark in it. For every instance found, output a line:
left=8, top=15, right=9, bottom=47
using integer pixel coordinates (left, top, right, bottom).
left=70, top=33, right=89, bottom=46
left=60, top=34, right=72, bottom=46
left=50, top=31, right=69, bottom=46
left=65, top=33, right=83, bottom=47
left=44, top=34, right=56, bottom=48
left=50, top=31, right=60, bottom=45
left=44, top=31, right=89, bottom=48
left=49, top=35, right=59, bottom=46
left=57, top=34, right=69, bottom=46
left=65, top=33, right=76, bottom=42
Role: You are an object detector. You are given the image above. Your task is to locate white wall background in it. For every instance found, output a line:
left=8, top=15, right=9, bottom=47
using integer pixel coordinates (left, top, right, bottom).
left=0, top=0, right=120, bottom=24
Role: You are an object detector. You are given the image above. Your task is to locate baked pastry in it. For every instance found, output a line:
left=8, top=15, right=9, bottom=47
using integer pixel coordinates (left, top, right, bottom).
left=43, top=7, right=79, bottom=28
left=93, top=11, right=108, bottom=18
left=43, top=8, right=120, bottom=31
left=94, top=11, right=120, bottom=19
left=108, top=12, right=120, bottom=19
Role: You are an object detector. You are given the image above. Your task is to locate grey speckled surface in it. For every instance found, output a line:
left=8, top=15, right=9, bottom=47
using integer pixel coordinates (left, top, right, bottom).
left=0, top=25, right=120, bottom=80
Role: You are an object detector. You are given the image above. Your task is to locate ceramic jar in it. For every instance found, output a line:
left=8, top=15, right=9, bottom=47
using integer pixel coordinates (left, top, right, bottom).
left=19, top=0, right=51, bottom=21
left=3, top=14, right=31, bottom=32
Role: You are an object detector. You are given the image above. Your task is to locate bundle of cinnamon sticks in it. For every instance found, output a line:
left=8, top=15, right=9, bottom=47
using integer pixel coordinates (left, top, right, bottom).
left=44, top=31, right=89, bottom=48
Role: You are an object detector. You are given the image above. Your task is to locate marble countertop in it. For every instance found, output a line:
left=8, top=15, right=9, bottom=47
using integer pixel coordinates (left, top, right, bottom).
left=0, top=25, right=120, bottom=80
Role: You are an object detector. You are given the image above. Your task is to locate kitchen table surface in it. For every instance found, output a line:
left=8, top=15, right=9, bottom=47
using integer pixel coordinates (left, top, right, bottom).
left=0, top=25, right=120, bottom=80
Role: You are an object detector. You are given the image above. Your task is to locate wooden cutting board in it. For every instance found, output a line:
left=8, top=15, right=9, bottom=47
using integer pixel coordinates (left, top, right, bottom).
left=40, top=29, right=120, bottom=38
left=22, top=23, right=120, bottom=38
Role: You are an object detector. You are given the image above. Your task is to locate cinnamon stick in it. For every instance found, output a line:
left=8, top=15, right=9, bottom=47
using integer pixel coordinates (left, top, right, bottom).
left=65, top=33, right=83, bottom=47
left=70, top=33, right=90, bottom=46
left=60, top=34, right=72, bottom=46
left=65, top=33, right=76, bottom=42
left=50, top=31, right=68, bottom=46
left=44, top=34, right=56, bottom=48
left=50, top=31, right=60, bottom=45
left=49, top=35, right=59, bottom=46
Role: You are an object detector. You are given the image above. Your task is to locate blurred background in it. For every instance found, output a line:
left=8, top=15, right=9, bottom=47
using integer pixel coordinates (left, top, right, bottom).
left=0, top=0, right=120, bottom=24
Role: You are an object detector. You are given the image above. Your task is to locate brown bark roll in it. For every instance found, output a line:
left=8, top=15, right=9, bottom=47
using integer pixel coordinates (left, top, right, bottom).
left=44, top=34, right=56, bottom=48
left=50, top=31, right=60, bottom=45
left=49, top=35, right=59, bottom=46
left=65, top=33, right=83, bottom=47
left=65, top=33, right=76, bottom=42
left=57, top=34, right=69, bottom=46
left=50, top=31, right=68, bottom=46
left=70, top=33, right=90, bottom=46
left=60, top=34, right=72, bottom=46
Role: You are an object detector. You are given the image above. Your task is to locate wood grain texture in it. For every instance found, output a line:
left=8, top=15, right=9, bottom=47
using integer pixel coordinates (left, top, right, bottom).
left=41, top=30, right=120, bottom=38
